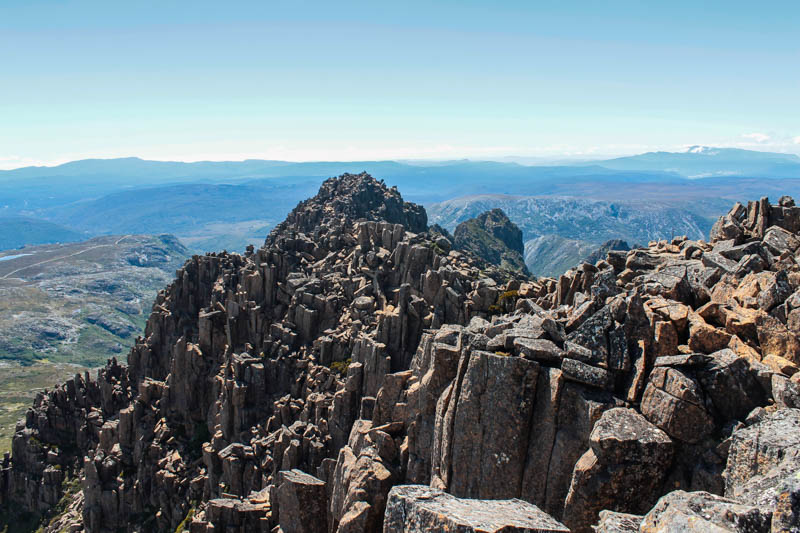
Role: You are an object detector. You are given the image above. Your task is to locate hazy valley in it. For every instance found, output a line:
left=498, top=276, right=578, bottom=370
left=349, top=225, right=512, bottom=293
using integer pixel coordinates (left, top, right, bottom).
left=3, top=147, right=800, bottom=273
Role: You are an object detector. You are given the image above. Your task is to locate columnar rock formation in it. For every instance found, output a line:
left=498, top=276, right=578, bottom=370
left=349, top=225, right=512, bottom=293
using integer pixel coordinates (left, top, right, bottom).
left=2, top=179, right=800, bottom=533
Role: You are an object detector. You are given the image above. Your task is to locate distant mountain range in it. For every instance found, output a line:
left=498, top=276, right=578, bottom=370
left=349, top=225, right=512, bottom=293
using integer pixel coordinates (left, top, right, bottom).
left=427, top=194, right=726, bottom=277
left=591, top=146, right=800, bottom=178
left=0, top=217, right=84, bottom=250
left=1, top=147, right=799, bottom=274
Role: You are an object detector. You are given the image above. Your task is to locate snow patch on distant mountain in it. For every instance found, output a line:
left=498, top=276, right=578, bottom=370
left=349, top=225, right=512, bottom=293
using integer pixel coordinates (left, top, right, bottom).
left=686, top=146, right=721, bottom=155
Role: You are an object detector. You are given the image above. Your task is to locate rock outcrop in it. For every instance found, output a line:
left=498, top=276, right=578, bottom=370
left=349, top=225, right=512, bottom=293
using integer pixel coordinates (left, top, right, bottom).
left=3, top=187, right=800, bottom=533
left=583, top=239, right=631, bottom=266
left=454, top=208, right=529, bottom=275
left=639, top=490, right=772, bottom=532
left=383, top=485, right=569, bottom=532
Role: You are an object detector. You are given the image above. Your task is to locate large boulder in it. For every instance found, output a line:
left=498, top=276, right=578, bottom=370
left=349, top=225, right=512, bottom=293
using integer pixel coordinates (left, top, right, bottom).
left=640, top=366, right=713, bottom=443
left=382, top=485, right=569, bottom=533
left=639, top=490, right=771, bottom=532
left=442, top=351, right=540, bottom=500
left=724, top=408, right=800, bottom=527
left=696, top=349, right=768, bottom=422
left=562, top=408, right=673, bottom=532
left=276, top=469, right=327, bottom=533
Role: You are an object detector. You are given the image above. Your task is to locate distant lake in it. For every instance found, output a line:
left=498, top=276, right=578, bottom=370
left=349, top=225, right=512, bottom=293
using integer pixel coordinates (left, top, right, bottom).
left=0, top=253, right=32, bottom=262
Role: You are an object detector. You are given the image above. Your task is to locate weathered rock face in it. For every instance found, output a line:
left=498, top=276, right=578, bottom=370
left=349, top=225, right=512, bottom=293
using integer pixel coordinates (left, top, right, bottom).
left=593, top=510, right=643, bottom=533
left=276, top=469, right=327, bottom=533
left=3, top=188, right=800, bottom=533
left=724, top=408, right=800, bottom=532
left=454, top=208, right=530, bottom=275
left=382, top=485, right=569, bottom=533
left=562, top=408, right=673, bottom=532
left=639, top=490, right=772, bottom=532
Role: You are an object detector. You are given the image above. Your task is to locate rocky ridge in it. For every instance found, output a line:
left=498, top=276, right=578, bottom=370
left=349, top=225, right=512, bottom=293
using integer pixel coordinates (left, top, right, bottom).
left=453, top=208, right=529, bottom=275
left=583, top=239, right=631, bottom=267
left=2, top=178, right=800, bottom=533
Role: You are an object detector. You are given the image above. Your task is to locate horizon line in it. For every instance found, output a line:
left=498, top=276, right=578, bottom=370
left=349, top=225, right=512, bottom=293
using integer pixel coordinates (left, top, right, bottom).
left=3, top=144, right=800, bottom=172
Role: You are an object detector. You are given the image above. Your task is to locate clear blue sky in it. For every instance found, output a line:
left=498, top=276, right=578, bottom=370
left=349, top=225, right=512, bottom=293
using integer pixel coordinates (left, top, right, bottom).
left=1, top=0, right=798, bottom=168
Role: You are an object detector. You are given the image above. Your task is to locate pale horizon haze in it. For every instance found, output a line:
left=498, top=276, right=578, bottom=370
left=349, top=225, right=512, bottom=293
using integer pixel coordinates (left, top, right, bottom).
left=1, top=0, right=799, bottom=170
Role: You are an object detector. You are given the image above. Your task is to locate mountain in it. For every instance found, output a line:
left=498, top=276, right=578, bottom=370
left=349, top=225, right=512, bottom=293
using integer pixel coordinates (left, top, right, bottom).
left=0, top=158, right=690, bottom=255
left=428, top=194, right=719, bottom=275
left=0, top=217, right=84, bottom=250
left=2, top=177, right=800, bottom=533
left=523, top=235, right=598, bottom=278
left=4, top=151, right=800, bottom=258
left=0, top=157, right=687, bottom=213
left=582, top=238, right=631, bottom=266
left=45, top=179, right=325, bottom=253
left=594, top=146, right=800, bottom=178
left=453, top=208, right=529, bottom=274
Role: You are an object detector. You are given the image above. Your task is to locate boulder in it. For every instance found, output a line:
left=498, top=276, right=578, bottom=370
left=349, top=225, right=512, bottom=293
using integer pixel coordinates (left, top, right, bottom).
left=639, top=490, right=771, bottom=532
left=562, top=408, right=673, bottom=532
left=640, top=367, right=713, bottom=443
left=697, top=349, right=768, bottom=422
left=446, top=351, right=540, bottom=499
left=592, top=511, right=643, bottom=533
left=725, top=408, right=800, bottom=519
left=277, top=469, right=327, bottom=533
left=382, top=485, right=569, bottom=533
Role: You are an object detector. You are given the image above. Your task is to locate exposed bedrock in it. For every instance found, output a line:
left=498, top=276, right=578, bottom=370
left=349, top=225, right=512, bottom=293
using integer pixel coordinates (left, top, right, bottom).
left=2, top=185, right=800, bottom=532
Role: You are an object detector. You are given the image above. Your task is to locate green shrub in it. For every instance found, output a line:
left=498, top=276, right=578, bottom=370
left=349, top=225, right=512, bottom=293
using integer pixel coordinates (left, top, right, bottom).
left=330, top=357, right=352, bottom=376
left=175, top=507, right=195, bottom=533
left=497, top=290, right=519, bottom=303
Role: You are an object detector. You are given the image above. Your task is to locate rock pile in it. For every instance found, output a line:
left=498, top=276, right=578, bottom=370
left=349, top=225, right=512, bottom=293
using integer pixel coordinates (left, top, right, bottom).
left=2, top=181, right=800, bottom=533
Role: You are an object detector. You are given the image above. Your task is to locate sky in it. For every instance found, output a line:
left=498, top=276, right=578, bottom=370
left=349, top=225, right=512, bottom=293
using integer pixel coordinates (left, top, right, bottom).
left=1, top=0, right=799, bottom=169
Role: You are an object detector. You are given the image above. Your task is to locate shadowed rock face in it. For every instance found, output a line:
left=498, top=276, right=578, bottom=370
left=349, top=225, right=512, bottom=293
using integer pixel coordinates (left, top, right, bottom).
left=3, top=188, right=800, bottom=533
left=454, top=208, right=529, bottom=275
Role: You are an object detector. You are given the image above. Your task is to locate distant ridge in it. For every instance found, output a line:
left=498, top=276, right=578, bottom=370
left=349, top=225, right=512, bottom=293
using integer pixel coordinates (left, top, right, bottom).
left=593, top=146, right=800, bottom=177
left=0, top=217, right=83, bottom=250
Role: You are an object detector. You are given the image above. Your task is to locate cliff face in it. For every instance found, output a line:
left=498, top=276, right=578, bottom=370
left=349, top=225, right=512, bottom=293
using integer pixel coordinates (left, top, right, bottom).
left=453, top=208, right=529, bottom=275
left=3, top=182, right=800, bottom=533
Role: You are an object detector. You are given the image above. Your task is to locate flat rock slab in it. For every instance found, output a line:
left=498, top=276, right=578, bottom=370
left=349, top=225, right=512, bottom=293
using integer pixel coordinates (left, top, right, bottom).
left=593, top=510, right=643, bottom=532
left=639, top=490, right=771, bottom=533
left=383, top=485, right=569, bottom=533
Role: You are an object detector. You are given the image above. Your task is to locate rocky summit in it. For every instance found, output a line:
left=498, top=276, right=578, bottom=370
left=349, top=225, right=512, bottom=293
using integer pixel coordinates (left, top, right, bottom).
left=2, top=175, right=800, bottom=533
left=453, top=207, right=530, bottom=275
